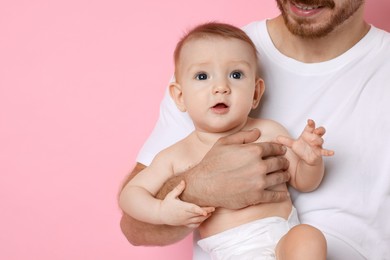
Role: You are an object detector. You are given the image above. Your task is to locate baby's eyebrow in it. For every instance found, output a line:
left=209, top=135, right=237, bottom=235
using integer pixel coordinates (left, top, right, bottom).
left=188, top=62, right=211, bottom=69
left=228, top=60, right=252, bottom=67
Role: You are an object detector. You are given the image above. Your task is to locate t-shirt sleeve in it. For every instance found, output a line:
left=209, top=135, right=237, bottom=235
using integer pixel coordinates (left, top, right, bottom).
left=136, top=85, right=194, bottom=166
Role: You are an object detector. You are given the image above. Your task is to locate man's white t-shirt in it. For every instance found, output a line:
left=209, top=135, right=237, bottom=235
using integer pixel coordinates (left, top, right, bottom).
left=137, top=20, right=390, bottom=259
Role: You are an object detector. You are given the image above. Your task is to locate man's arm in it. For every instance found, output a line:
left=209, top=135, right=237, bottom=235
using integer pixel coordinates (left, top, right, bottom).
left=119, top=163, right=193, bottom=246
left=119, top=129, right=290, bottom=246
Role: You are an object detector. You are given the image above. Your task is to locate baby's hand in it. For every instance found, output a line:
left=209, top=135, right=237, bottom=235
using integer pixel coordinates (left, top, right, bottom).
left=277, top=119, right=334, bottom=165
left=159, top=180, right=215, bottom=228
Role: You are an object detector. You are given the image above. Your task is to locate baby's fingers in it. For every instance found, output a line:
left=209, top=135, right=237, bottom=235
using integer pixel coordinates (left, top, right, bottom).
left=201, top=206, right=215, bottom=216
left=304, top=119, right=316, bottom=133
left=308, top=135, right=324, bottom=146
left=166, top=180, right=185, bottom=200
left=187, top=204, right=214, bottom=216
left=185, top=214, right=213, bottom=228
left=314, top=126, right=326, bottom=137
left=321, top=149, right=335, bottom=157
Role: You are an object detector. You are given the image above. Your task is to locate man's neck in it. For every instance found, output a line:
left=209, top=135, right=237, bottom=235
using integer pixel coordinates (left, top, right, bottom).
left=267, top=9, right=370, bottom=63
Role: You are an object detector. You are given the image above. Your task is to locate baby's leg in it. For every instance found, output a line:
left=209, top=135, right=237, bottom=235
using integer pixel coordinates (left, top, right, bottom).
left=275, top=224, right=326, bottom=260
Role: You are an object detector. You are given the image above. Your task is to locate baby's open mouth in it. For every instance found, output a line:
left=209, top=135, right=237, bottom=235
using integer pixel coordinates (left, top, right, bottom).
left=212, top=103, right=228, bottom=109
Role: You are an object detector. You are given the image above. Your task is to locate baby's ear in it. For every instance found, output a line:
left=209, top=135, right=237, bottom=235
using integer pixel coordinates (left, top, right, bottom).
left=169, top=82, right=186, bottom=112
left=252, top=78, right=265, bottom=109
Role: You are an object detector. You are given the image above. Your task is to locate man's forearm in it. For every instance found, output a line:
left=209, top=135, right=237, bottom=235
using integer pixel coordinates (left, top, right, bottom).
left=119, top=163, right=193, bottom=246
left=156, top=165, right=212, bottom=206
left=120, top=212, right=192, bottom=246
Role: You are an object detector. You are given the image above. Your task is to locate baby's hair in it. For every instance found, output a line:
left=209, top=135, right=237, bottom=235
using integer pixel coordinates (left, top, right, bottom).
left=173, top=22, right=259, bottom=78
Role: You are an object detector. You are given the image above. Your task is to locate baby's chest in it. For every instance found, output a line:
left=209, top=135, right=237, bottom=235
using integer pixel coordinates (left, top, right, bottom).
left=171, top=152, right=204, bottom=176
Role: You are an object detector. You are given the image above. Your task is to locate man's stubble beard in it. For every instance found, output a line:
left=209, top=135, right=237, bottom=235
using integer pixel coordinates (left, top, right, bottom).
left=276, top=0, right=364, bottom=39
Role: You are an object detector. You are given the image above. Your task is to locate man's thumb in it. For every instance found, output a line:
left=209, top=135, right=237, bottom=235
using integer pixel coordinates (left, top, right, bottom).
left=219, top=128, right=261, bottom=145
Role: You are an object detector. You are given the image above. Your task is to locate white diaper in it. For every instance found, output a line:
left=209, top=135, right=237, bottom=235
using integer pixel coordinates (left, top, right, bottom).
left=197, top=207, right=300, bottom=260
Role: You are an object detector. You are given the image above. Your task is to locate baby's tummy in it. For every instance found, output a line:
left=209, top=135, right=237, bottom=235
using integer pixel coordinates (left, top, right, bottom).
left=199, top=198, right=292, bottom=238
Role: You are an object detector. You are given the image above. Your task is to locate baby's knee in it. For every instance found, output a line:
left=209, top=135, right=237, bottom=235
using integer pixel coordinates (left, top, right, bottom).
left=295, top=224, right=325, bottom=239
left=276, top=224, right=327, bottom=260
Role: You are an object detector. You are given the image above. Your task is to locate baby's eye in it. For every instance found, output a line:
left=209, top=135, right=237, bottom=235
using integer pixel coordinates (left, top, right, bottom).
left=195, top=73, right=208, bottom=80
left=230, top=71, right=243, bottom=79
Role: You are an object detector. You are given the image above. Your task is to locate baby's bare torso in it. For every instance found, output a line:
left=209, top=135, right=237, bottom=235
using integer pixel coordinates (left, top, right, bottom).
left=170, top=118, right=293, bottom=238
left=198, top=184, right=292, bottom=238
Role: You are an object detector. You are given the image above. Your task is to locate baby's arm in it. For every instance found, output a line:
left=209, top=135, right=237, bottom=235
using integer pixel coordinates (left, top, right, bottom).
left=277, top=119, right=334, bottom=192
left=119, top=152, right=214, bottom=228
left=158, top=180, right=215, bottom=228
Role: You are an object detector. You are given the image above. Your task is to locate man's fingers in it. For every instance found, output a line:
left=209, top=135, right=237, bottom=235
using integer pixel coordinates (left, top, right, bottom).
left=264, top=156, right=290, bottom=173
left=255, top=142, right=287, bottom=159
left=261, top=189, right=290, bottom=203
left=218, top=128, right=261, bottom=145
left=266, top=169, right=290, bottom=187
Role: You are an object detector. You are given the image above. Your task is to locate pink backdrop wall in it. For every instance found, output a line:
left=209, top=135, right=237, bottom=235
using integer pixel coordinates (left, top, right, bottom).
left=0, top=1, right=388, bottom=259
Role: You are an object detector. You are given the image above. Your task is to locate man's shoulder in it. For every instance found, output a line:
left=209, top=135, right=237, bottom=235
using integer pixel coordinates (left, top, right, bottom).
left=241, top=19, right=266, bottom=34
left=371, top=26, right=390, bottom=48
left=241, top=19, right=270, bottom=49
left=366, top=26, right=390, bottom=66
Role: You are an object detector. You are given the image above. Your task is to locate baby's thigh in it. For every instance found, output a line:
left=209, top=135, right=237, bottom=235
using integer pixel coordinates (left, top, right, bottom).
left=275, top=224, right=326, bottom=260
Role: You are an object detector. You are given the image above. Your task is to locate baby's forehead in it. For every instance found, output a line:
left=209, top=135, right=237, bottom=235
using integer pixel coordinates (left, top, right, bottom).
left=182, top=35, right=254, bottom=52
left=185, top=34, right=238, bottom=44
left=175, top=34, right=259, bottom=78
left=180, top=39, right=257, bottom=69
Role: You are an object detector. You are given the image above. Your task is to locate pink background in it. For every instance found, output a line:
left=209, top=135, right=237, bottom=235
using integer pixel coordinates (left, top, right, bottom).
left=0, top=1, right=389, bottom=259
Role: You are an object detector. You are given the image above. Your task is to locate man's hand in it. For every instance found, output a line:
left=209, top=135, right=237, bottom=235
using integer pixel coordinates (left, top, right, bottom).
left=181, top=128, right=290, bottom=209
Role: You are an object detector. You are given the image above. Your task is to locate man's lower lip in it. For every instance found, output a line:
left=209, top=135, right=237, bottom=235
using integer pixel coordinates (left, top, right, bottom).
left=290, top=2, right=323, bottom=17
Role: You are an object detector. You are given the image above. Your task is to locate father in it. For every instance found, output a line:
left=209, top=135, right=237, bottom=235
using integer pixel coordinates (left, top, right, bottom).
left=120, top=0, right=390, bottom=259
